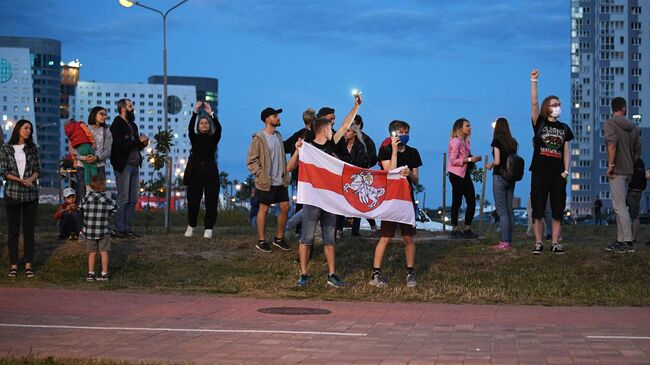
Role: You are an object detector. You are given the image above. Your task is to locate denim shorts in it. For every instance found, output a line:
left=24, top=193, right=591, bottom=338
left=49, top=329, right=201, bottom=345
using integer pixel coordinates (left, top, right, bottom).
left=299, top=204, right=336, bottom=246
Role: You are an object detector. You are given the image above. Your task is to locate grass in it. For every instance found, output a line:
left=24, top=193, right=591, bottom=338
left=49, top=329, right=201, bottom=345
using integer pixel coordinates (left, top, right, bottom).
left=1, top=204, right=649, bottom=306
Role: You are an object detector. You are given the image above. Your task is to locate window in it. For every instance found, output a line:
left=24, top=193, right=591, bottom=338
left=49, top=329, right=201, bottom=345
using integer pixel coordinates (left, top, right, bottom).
left=600, top=176, right=609, bottom=184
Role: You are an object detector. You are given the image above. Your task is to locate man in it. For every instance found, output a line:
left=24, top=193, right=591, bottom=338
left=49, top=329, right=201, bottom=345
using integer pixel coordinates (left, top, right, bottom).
left=353, top=114, right=378, bottom=235
left=286, top=95, right=362, bottom=288
left=247, top=107, right=291, bottom=253
left=110, top=99, right=148, bottom=238
left=370, top=120, right=422, bottom=288
left=593, top=196, right=603, bottom=225
left=603, top=97, right=640, bottom=253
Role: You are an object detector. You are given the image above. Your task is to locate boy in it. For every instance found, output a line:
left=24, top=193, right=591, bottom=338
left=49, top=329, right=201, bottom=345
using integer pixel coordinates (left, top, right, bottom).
left=80, top=175, right=118, bottom=281
left=370, top=120, right=422, bottom=287
left=55, top=187, right=80, bottom=240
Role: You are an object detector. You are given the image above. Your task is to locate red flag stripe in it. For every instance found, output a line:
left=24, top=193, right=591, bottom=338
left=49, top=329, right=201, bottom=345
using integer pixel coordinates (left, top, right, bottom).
left=298, top=161, right=412, bottom=202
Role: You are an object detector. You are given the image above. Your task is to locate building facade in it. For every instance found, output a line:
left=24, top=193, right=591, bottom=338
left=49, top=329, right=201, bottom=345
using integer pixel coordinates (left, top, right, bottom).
left=570, top=0, right=650, bottom=217
left=68, top=81, right=197, bottom=189
left=0, top=46, right=36, bottom=144
left=0, top=36, right=62, bottom=188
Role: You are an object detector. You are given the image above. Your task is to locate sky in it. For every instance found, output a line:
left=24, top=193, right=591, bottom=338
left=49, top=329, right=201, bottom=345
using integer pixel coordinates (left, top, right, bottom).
left=0, top=0, right=570, bottom=208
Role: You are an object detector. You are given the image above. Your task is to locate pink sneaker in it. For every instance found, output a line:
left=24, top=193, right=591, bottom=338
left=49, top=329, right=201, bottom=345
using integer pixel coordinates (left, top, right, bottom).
left=492, top=241, right=512, bottom=250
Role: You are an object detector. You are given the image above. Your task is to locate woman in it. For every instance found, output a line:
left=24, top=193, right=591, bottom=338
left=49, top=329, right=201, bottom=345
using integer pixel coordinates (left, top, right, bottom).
left=530, top=69, right=574, bottom=254
left=447, top=118, right=481, bottom=239
left=73, top=106, right=113, bottom=199
left=486, top=118, right=518, bottom=250
left=183, top=101, right=222, bottom=239
left=0, top=120, right=41, bottom=278
left=336, top=123, right=369, bottom=236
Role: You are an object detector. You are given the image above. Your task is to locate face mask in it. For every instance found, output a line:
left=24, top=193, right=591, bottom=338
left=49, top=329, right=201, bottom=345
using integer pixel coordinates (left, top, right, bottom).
left=398, top=134, right=410, bottom=145
left=550, top=106, right=561, bottom=118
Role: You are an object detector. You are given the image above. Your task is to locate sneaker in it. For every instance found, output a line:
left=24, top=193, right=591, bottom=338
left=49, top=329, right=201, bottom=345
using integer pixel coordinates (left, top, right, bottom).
left=551, top=243, right=566, bottom=254
left=297, top=274, right=310, bottom=287
left=25, top=268, right=35, bottom=278
left=8, top=268, right=17, bottom=278
left=406, top=272, right=417, bottom=287
left=272, top=237, right=291, bottom=251
left=624, top=241, right=636, bottom=253
left=326, top=273, right=344, bottom=288
left=184, top=226, right=194, bottom=237
left=369, top=273, right=388, bottom=288
left=96, top=273, right=109, bottom=281
left=126, top=231, right=141, bottom=238
left=449, top=231, right=463, bottom=239
left=532, top=242, right=543, bottom=255
left=86, top=272, right=95, bottom=282
left=492, top=242, right=512, bottom=251
left=255, top=240, right=272, bottom=253
left=463, top=230, right=479, bottom=239
left=604, top=241, right=625, bottom=252
left=111, top=231, right=129, bottom=239
left=203, top=229, right=213, bottom=239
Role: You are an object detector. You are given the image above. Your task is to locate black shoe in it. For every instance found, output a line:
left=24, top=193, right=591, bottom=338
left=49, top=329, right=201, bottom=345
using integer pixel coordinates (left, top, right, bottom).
left=623, top=241, right=636, bottom=253
left=463, top=230, right=479, bottom=239
left=126, top=231, right=141, bottom=238
left=111, top=231, right=129, bottom=239
left=96, top=273, right=109, bottom=281
left=449, top=231, right=463, bottom=239
left=256, top=240, right=272, bottom=253
left=86, top=272, right=95, bottom=282
left=272, top=237, right=291, bottom=251
left=532, top=242, right=544, bottom=255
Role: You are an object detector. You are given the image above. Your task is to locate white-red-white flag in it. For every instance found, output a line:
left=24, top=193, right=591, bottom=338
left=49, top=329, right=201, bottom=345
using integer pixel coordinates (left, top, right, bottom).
left=297, top=142, right=416, bottom=226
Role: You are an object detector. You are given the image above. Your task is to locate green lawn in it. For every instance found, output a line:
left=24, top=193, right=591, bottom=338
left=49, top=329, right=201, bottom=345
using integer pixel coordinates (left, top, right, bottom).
left=1, top=204, right=649, bottom=306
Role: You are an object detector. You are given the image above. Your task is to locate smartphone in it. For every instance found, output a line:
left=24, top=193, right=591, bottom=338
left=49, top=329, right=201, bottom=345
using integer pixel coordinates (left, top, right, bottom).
left=391, top=131, right=398, bottom=138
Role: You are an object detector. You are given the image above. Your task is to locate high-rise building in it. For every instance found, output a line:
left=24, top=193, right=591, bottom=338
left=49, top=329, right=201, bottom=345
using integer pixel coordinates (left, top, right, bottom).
left=570, top=1, right=650, bottom=217
left=0, top=36, right=62, bottom=188
left=0, top=46, right=36, bottom=144
left=147, top=75, right=218, bottom=116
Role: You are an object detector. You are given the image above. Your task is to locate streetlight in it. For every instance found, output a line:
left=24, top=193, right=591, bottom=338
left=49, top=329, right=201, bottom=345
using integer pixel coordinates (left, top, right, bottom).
left=120, top=0, right=188, bottom=232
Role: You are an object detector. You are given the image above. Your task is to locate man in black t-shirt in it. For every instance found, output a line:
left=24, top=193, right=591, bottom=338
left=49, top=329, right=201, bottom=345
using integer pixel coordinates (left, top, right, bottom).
left=370, top=120, right=422, bottom=288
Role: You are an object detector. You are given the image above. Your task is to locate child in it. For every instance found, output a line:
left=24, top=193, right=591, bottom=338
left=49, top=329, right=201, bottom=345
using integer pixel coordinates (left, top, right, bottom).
left=80, top=175, right=117, bottom=282
left=55, top=187, right=80, bottom=240
left=64, top=119, right=97, bottom=188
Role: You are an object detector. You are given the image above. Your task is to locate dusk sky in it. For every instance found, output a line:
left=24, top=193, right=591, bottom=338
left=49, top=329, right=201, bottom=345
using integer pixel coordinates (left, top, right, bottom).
left=0, top=0, right=570, bottom=207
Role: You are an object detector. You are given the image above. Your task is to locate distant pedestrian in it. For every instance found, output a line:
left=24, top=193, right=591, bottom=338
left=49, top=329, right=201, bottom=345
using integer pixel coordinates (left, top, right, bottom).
left=55, top=188, right=80, bottom=240
left=447, top=118, right=481, bottom=239
left=627, top=158, right=646, bottom=244
left=72, top=106, right=112, bottom=201
left=80, top=175, right=118, bottom=282
left=529, top=69, right=573, bottom=255
left=593, top=196, right=603, bottom=225
left=0, top=119, right=41, bottom=278
left=602, top=97, right=640, bottom=253
left=183, top=101, right=222, bottom=239
left=247, top=107, right=291, bottom=252
left=486, top=117, right=518, bottom=250
left=110, top=98, right=149, bottom=238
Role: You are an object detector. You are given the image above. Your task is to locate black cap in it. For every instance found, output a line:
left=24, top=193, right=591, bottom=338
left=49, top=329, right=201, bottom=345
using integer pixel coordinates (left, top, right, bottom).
left=261, top=107, right=282, bottom=122
left=317, top=107, right=335, bottom=118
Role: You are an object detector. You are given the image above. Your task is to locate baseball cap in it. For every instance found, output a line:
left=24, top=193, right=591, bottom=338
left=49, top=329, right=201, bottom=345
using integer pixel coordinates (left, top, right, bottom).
left=63, top=187, right=76, bottom=198
left=317, top=107, right=335, bottom=117
left=260, top=107, right=282, bottom=122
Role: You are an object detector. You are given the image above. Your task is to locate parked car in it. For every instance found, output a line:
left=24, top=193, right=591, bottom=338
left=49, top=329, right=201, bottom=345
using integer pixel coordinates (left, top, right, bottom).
left=358, top=208, right=451, bottom=232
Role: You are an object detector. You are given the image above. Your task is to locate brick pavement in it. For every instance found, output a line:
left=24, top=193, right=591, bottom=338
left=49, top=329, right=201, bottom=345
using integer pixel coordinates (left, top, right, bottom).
left=0, top=288, right=649, bottom=364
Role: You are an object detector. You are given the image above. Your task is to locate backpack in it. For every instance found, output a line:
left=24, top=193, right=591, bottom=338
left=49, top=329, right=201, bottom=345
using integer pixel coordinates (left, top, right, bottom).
left=502, top=152, right=525, bottom=182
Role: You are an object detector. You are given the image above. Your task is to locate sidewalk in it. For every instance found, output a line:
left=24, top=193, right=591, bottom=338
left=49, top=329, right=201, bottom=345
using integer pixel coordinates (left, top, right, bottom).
left=1, top=287, right=649, bottom=364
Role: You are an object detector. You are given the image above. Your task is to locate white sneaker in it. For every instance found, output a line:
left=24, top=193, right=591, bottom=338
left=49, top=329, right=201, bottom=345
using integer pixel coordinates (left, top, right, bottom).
left=184, top=226, right=194, bottom=237
left=204, top=229, right=213, bottom=239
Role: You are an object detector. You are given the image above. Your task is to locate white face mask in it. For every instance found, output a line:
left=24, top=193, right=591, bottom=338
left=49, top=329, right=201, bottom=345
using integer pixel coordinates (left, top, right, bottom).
left=550, top=106, right=561, bottom=118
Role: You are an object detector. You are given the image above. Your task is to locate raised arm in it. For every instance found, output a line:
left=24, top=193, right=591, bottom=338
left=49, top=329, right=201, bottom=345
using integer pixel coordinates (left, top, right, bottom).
left=531, top=69, right=540, bottom=124
left=333, top=94, right=362, bottom=144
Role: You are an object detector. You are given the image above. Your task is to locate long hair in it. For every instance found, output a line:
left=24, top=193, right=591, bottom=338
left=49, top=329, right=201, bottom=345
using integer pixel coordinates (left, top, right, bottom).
left=8, top=119, right=35, bottom=146
left=88, top=106, right=107, bottom=127
left=493, top=117, right=518, bottom=153
left=348, top=123, right=367, bottom=154
left=450, top=118, right=469, bottom=140
left=540, top=95, right=559, bottom=119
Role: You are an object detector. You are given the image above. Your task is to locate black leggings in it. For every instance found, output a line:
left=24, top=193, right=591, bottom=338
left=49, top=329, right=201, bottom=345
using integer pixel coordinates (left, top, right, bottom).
left=186, top=164, right=220, bottom=229
left=6, top=200, right=38, bottom=265
left=449, top=172, right=476, bottom=227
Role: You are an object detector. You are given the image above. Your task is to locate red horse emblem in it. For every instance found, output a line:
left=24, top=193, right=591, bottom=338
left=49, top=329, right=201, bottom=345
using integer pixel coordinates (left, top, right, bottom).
left=342, top=165, right=387, bottom=213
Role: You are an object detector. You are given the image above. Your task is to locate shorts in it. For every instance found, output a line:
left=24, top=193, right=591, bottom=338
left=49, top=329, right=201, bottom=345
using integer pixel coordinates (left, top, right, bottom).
left=85, top=235, right=111, bottom=253
left=380, top=220, right=417, bottom=238
left=299, top=204, right=336, bottom=246
left=257, top=185, right=289, bottom=205
left=530, top=172, right=566, bottom=220
left=627, top=189, right=642, bottom=219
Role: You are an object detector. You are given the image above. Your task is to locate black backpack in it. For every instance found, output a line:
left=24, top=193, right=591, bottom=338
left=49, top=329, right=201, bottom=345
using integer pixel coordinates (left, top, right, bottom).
left=502, top=152, right=525, bottom=182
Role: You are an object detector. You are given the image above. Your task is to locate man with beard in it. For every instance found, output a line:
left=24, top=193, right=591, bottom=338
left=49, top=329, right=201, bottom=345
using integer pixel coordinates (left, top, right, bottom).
left=247, top=107, right=291, bottom=253
left=110, top=99, right=149, bottom=238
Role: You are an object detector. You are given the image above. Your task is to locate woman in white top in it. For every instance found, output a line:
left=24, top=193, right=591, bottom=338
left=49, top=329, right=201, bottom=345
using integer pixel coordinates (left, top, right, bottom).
left=0, top=119, right=41, bottom=278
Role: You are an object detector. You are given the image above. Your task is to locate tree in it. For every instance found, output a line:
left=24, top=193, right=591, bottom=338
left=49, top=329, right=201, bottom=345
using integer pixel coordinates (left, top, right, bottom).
left=219, top=171, right=230, bottom=192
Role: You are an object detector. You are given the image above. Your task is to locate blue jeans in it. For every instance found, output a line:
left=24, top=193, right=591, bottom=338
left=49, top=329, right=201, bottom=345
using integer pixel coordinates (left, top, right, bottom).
left=492, top=175, right=515, bottom=243
left=300, top=204, right=336, bottom=246
left=115, top=164, right=140, bottom=233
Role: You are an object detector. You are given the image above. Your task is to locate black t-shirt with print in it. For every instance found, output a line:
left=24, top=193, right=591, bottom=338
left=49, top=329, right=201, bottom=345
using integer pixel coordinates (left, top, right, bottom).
left=310, top=139, right=342, bottom=160
left=490, top=138, right=513, bottom=176
left=378, top=144, right=423, bottom=186
left=530, top=116, right=574, bottom=174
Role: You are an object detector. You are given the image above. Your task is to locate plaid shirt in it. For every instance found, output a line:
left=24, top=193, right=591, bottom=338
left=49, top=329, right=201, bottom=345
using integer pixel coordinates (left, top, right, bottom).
left=80, top=191, right=117, bottom=240
left=0, top=143, right=41, bottom=202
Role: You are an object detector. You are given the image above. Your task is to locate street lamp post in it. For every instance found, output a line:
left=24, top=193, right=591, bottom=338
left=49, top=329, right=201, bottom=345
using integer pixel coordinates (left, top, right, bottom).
left=119, top=0, right=188, bottom=232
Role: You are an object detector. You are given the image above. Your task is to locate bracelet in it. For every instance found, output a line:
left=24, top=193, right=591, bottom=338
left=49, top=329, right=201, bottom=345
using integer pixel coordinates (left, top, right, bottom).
left=608, top=163, right=615, bottom=167
left=530, top=79, right=538, bottom=82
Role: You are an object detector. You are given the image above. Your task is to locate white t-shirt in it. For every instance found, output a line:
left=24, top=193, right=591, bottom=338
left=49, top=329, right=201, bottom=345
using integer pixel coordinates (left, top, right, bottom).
left=12, top=144, right=26, bottom=179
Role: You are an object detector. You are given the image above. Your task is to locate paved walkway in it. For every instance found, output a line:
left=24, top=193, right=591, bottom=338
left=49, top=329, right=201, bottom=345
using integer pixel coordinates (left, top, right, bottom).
left=1, top=288, right=649, bottom=364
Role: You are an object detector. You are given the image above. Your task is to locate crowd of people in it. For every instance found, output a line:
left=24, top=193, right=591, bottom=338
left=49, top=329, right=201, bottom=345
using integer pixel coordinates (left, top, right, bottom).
left=2, top=69, right=649, bottom=284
